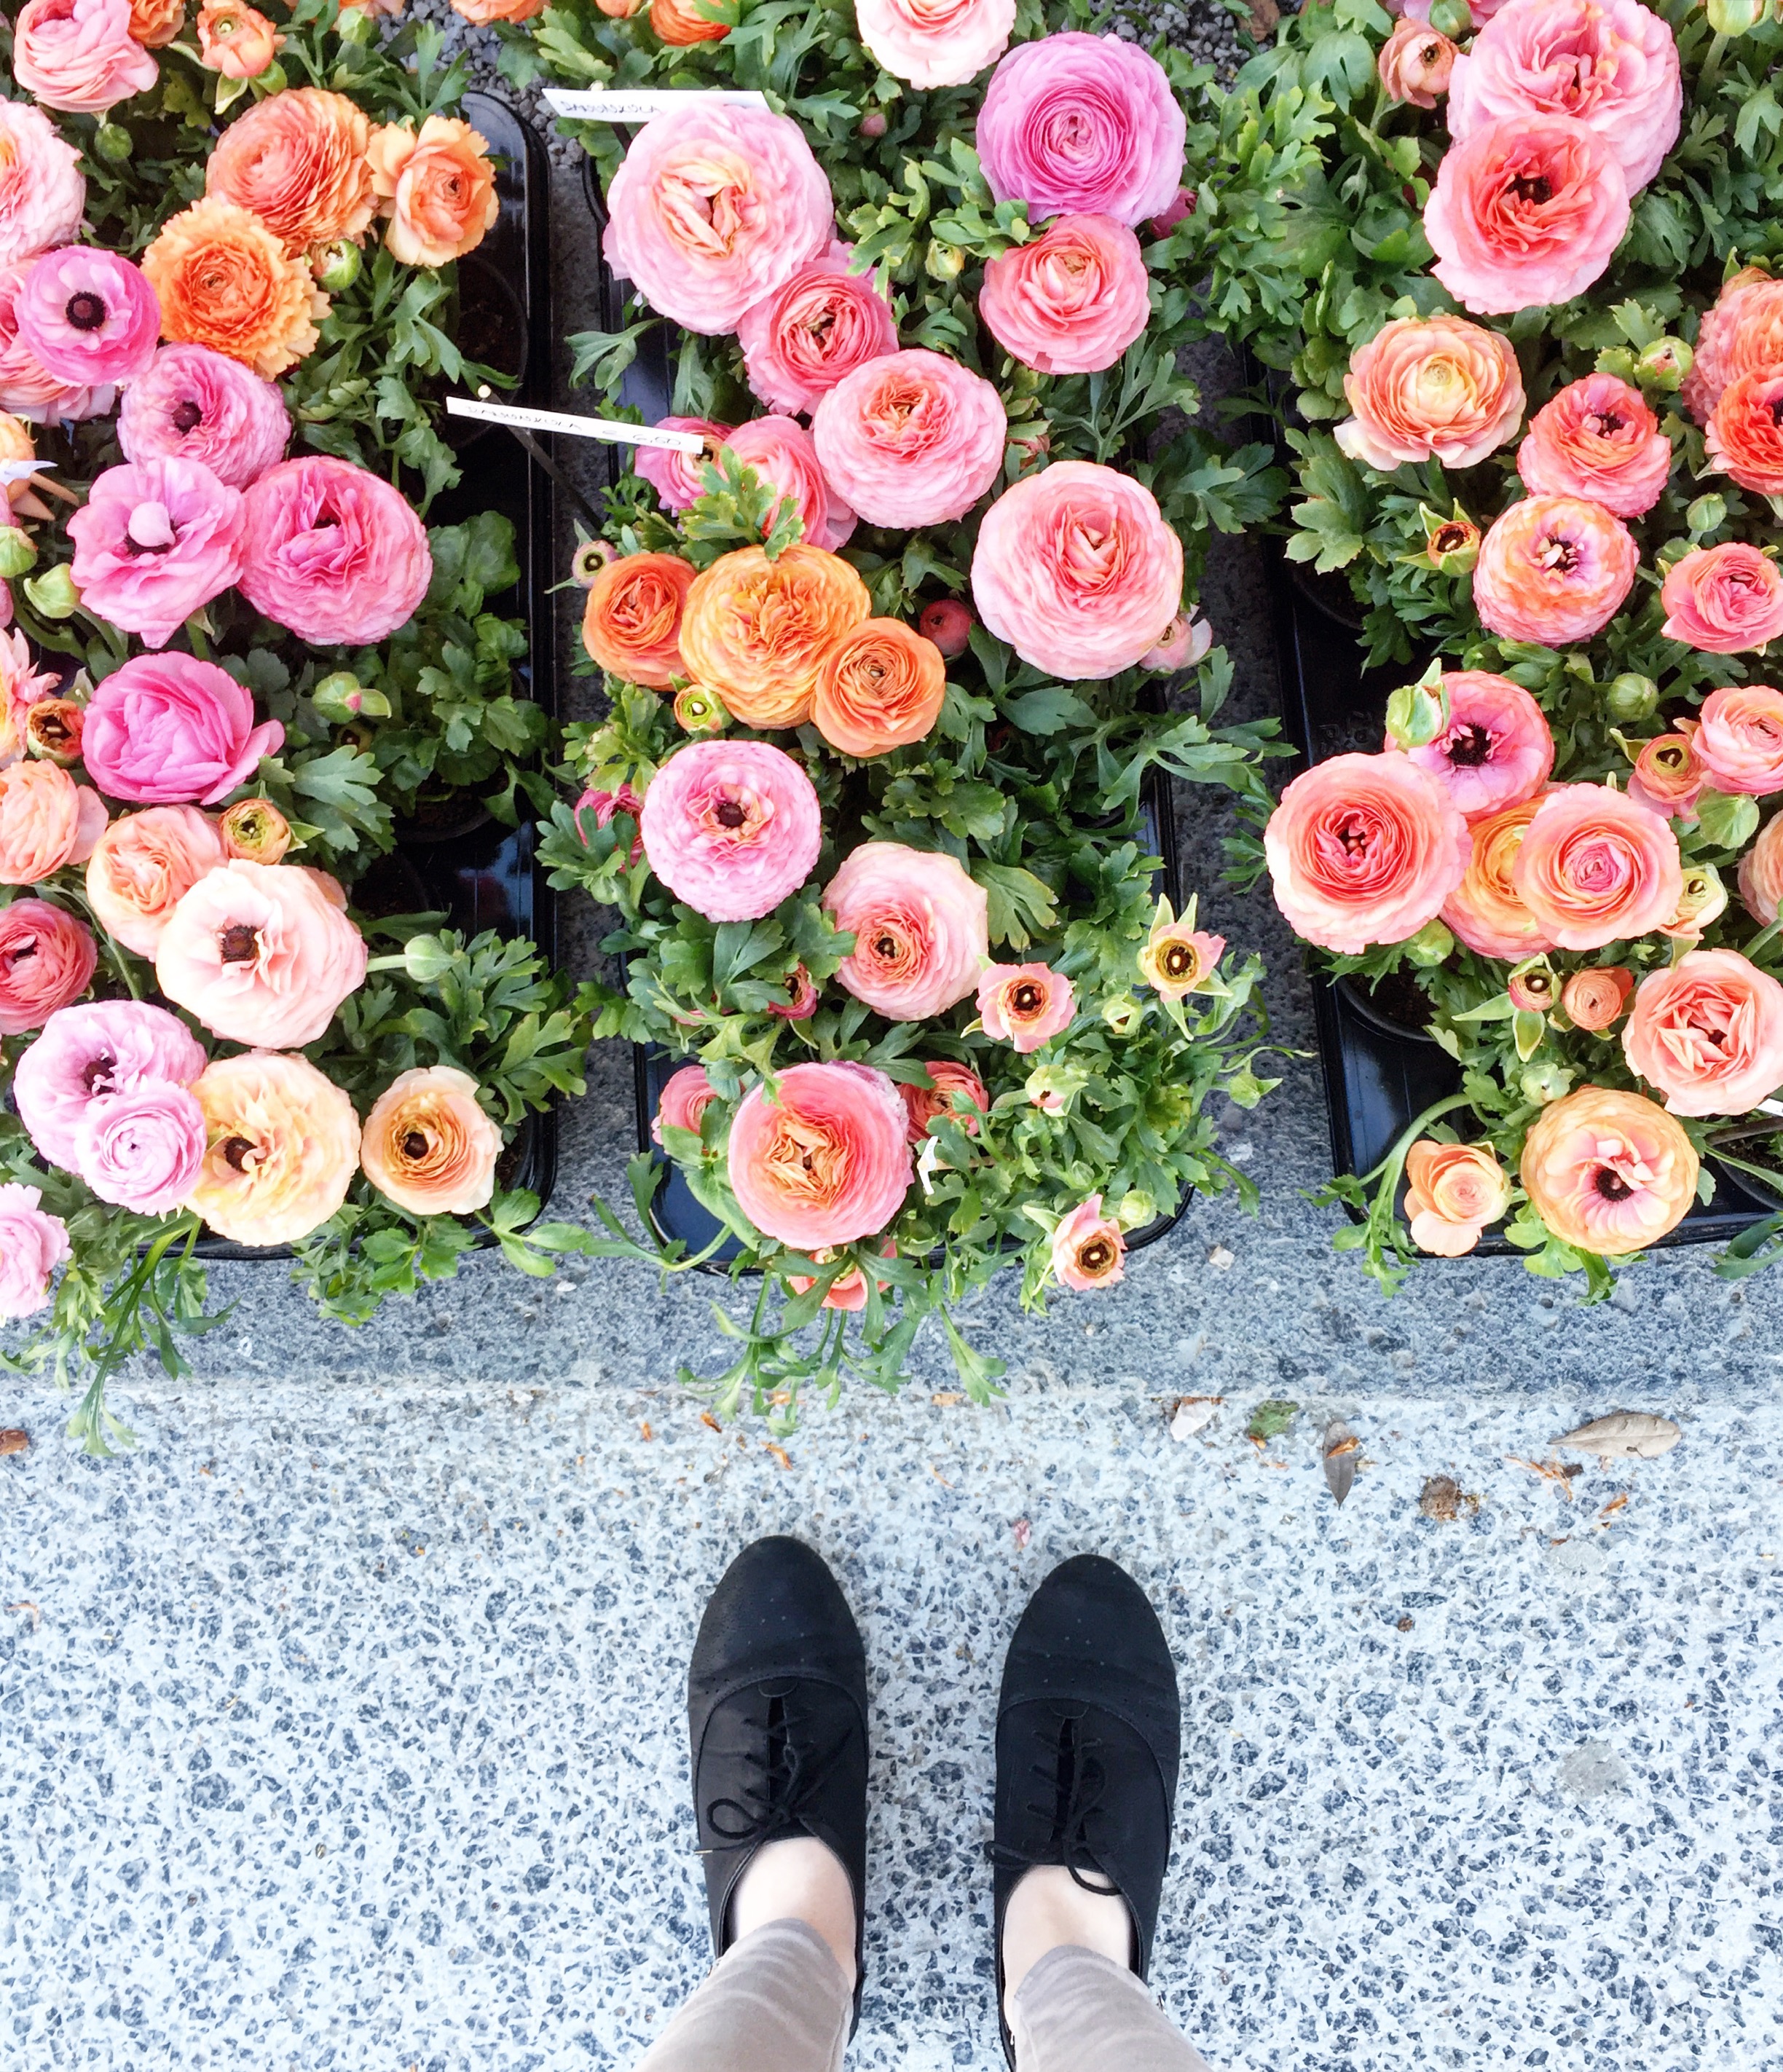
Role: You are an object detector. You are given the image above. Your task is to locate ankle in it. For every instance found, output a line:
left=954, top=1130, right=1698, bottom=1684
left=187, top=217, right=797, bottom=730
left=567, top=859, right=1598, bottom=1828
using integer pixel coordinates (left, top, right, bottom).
left=731, top=1836, right=859, bottom=1993
left=1001, top=1865, right=1132, bottom=2022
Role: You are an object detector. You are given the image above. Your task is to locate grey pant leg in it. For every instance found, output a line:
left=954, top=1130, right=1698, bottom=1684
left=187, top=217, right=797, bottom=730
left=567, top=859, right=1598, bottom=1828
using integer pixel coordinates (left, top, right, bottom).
left=1010, top=1946, right=1216, bottom=2072
left=634, top=1919, right=852, bottom=2072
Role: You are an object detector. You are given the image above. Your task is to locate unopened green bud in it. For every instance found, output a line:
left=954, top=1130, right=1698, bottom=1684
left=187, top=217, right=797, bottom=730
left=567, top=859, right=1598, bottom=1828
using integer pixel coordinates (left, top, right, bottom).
left=23, top=564, right=79, bottom=619
left=312, top=237, right=361, bottom=294
left=335, top=1, right=378, bottom=41
left=1605, top=672, right=1659, bottom=723
left=1385, top=661, right=1450, bottom=750
left=924, top=238, right=965, bottom=283
left=0, top=528, right=36, bottom=580
left=93, top=122, right=133, bottom=163
left=1114, top=1190, right=1157, bottom=1231
left=1520, top=1058, right=1574, bottom=1105
left=402, top=934, right=454, bottom=985
left=1404, top=919, right=1455, bottom=969
left=1707, top=0, right=1767, bottom=33
left=1687, top=493, right=1727, bottom=537
left=1427, top=0, right=1472, bottom=35
left=1637, top=336, right=1692, bottom=389
left=312, top=670, right=388, bottom=722
left=1101, top=992, right=1143, bottom=1036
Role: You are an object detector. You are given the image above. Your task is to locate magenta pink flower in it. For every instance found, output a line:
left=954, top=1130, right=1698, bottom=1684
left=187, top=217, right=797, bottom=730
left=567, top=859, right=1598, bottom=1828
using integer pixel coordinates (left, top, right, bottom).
left=575, top=782, right=644, bottom=863
left=12, top=0, right=157, bottom=116
left=722, top=416, right=857, bottom=552
left=979, top=213, right=1150, bottom=376
left=652, top=1063, right=716, bottom=1146
left=0, top=1181, right=69, bottom=1319
left=977, top=961, right=1076, bottom=1052
left=812, top=349, right=1006, bottom=530
left=0, top=259, right=105, bottom=425
left=727, top=1059, right=912, bottom=1249
left=639, top=739, right=823, bottom=924
left=81, top=652, right=283, bottom=807
left=1660, top=543, right=1783, bottom=655
left=14, top=998, right=207, bottom=1173
left=75, top=1080, right=206, bottom=1214
left=0, top=101, right=87, bottom=272
left=117, top=344, right=290, bottom=489
left=16, top=247, right=159, bottom=389
left=736, top=246, right=898, bottom=416
left=823, top=841, right=990, bottom=1020
left=0, top=897, right=95, bottom=1034
left=239, top=456, right=431, bottom=646
left=976, top=32, right=1185, bottom=228
left=67, top=456, right=245, bottom=650
left=634, top=417, right=728, bottom=513
left=1386, top=670, right=1554, bottom=824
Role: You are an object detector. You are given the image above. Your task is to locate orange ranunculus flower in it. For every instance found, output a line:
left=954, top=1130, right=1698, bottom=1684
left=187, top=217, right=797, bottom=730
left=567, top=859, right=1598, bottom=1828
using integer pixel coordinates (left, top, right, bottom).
left=142, top=200, right=326, bottom=379
left=651, top=0, right=729, bottom=42
left=206, top=89, right=377, bottom=255
left=1682, top=267, right=1783, bottom=428
left=1520, top=1084, right=1698, bottom=1256
left=1473, top=495, right=1638, bottom=648
left=1335, top=313, right=1524, bottom=473
left=1404, top=1140, right=1509, bottom=1257
left=196, top=1, right=283, bottom=77
left=580, top=551, right=696, bottom=689
left=1628, top=722, right=1705, bottom=820
left=1441, top=797, right=1556, bottom=961
left=129, top=0, right=186, bottom=44
left=811, top=618, right=946, bottom=757
left=1561, top=965, right=1634, bottom=1032
left=1708, top=369, right=1783, bottom=498
left=680, top=544, right=872, bottom=730
left=359, top=1064, right=502, bottom=1216
left=367, top=117, right=499, bottom=269
left=449, top=0, right=543, bottom=19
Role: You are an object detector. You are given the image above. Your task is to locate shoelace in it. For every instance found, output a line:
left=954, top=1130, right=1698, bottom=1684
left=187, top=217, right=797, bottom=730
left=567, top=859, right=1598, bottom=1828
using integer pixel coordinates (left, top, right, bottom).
left=701, top=1682, right=841, bottom=1858
left=987, top=1709, right=1122, bottom=1899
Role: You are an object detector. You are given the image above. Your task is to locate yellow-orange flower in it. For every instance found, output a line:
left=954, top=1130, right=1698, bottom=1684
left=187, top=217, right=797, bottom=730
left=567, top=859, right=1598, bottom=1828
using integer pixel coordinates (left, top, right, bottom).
left=811, top=618, right=946, bottom=757
left=580, top=551, right=696, bottom=689
left=142, top=199, right=326, bottom=379
left=366, top=116, right=499, bottom=269
left=1441, top=797, right=1556, bottom=961
left=359, top=1064, right=502, bottom=1216
left=1520, top=1084, right=1698, bottom=1256
left=650, top=0, right=729, bottom=42
left=206, top=88, right=377, bottom=255
left=680, top=544, right=870, bottom=730
left=128, top=0, right=186, bottom=45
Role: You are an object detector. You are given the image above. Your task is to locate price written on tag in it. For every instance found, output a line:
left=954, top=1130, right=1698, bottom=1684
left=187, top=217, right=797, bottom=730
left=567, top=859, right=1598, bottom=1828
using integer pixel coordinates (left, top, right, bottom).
left=446, top=396, right=706, bottom=452
left=543, top=87, right=768, bottom=123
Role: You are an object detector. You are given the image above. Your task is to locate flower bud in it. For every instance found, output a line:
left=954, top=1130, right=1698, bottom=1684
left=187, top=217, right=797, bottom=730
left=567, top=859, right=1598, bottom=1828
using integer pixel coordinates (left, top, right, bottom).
left=1114, top=1189, right=1157, bottom=1231
left=859, top=109, right=888, bottom=139
left=1427, top=0, right=1473, bottom=34
left=1385, top=664, right=1450, bottom=749
left=571, top=538, right=616, bottom=587
left=1687, top=493, right=1727, bottom=537
left=1605, top=672, right=1658, bottom=723
left=312, top=671, right=389, bottom=722
left=1423, top=511, right=1481, bottom=577
left=1404, top=918, right=1455, bottom=969
left=1560, top=966, right=1634, bottom=1032
left=1140, top=610, right=1213, bottom=673
left=1637, top=336, right=1693, bottom=390
left=1025, top=1062, right=1088, bottom=1114
left=312, top=238, right=361, bottom=293
left=1707, top=0, right=1768, bottom=33
left=1101, top=992, right=1143, bottom=1036
left=219, top=797, right=292, bottom=863
left=1507, top=958, right=1557, bottom=1015
left=335, top=2, right=378, bottom=40
left=918, top=598, right=972, bottom=660
left=1148, top=187, right=1195, bottom=239
left=0, top=527, right=36, bottom=579
left=924, top=238, right=965, bottom=283
left=596, top=0, right=646, bottom=13
left=1519, top=1058, right=1573, bottom=1105
left=22, top=564, right=79, bottom=619
left=93, top=122, right=133, bottom=163
left=1377, top=19, right=1457, bottom=108
left=674, top=683, right=728, bottom=734
left=23, top=698, right=83, bottom=765
left=1661, top=861, right=1728, bottom=940
left=403, top=934, right=454, bottom=985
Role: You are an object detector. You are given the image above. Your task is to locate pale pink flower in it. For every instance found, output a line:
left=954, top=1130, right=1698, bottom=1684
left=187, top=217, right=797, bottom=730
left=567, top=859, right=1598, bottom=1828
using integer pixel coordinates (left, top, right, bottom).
left=0, top=101, right=87, bottom=272
left=0, top=760, right=107, bottom=884
left=900, top=1060, right=987, bottom=1142
left=1404, top=1141, right=1511, bottom=1257
left=727, top=1059, right=912, bottom=1249
left=652, top=1063, right=716, bottom=1146
left=239, top=456, right=431, bottom=647
left=822, top=841, right=989, bottom=1020
left=977, top=961, right=1075, bottom=1052
left=117, top=344, right=290, bottom=489
left=979, top=213, right=1149, bottom=377
left=1335, top=314, right=1524, bottom=472
left=723, top=416, right=857, bottom=552
left=0, top=1181, right=69, bottom=1318
left=12, top=0, right=158, bottom=114
left=638, top=739, right=824, bottom=923
left=67, top=456, right=245, bottom=650
left=853, top=0, right=1012, bottom=86
left=0, top=897, right=95, bottom=1034
left=1693, top=683, right=1783, bottom=796
left=15, top=246, right=158, bottom=389
left=1521, top=1084, right=1696, bottom=1253
left=1623, top=948, right=1783, bottom=1116
left=1051, top=1194, right=1125, bottom=1291
left=1385, top=670, right=1554, bottom=824
left=1741, top=811, right=1783, bottom=926
left=1516, top=374, right=1672, bottom=519
left=1139, top=610, right=1213, bottom=673
left=81, top=652, right=283, bottom=806
left=85, top=804, right=227, bottom=956
left=1472, top=495, right=1637, bottom=647
left=189, top=1049, right=361, bottom=1248
left=1682, top=268, right=1783, bottom=428
left=1660, top=543, right=1783, bottom=654
left=76, top=1080, right=206, bottom=1214
left=736, top=246, right=897, bottom=417
left=811, top=348, right=1005, bottom=530
left=14, top=998, right=206, bottom=1173
left=634, top=417, right=728, bottom=513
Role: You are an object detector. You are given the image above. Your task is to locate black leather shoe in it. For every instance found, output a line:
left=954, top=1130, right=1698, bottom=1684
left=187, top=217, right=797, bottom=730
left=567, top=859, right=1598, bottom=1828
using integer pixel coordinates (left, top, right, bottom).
left=687, top=1536, right=868, bottom=2030
left=989, top=1555, right=1181, bottom=2066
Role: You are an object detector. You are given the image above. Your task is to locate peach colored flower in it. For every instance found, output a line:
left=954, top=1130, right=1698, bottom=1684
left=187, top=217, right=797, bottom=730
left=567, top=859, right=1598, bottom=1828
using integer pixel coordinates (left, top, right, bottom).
left=1266, top=752, right=1471, bottom=956
left=1140, top=610, right=1212, bottom=672
left=1138, top=915, right=1224, bottom=1000
left=727, top=1059, right=912, bottom=1249
left=1562, top=964, right=1635, bottom=1032
left=811, top=348, right=1006, bottom=530
left=449, top=0, right=543, bottom=20
left=190, top=1049, right=360, bottom=1246
left=650, top=0, right=727, bottom=39
left=854, top=0, right=1012, bottom=86
left=978, top=213, right=1150, bottom=377
left=1659, top=543, right=1783, bottom=655
left=207, top=89, right=376, bottom=255
left=1404, top=1140, right=1510, bottom=1256
left=0, top=99, right=87, bottom=273
left=900, top=1060, right=987, bottom=1142
left=1336, top=315, right=1524, bottom=473
left=1693, top=683, right=1783, bottom=796
left=128, top=0, right=185, bottom=44
left=143, top=199, right=326, bottom=379
left=86, top=805, right=226, bottom=956
left=1739, top=810, right=1783, bottom=925
left=366, top=117, right=499, bottom=269
left=155, top=859, right=367, bottom=1048
left=1424, top=114, right=1629, bottom=316
left=12, top=0, right=158, bottom=115
left=1628, top=724, right=1706, bottom=820
left=1441, top=797, right=1556, bottom=958
left=1377, top=18, right=1455, bottom=106
left=1517, top=374, right=1671, bottom=519
left=217, top=798, right=286, bottom=864
left=196, top=1, right=282, bottom=76
left=0, top=897, right=95, bottom=1034
left=0, top=760, right=106, bottom=884
left=359, top=1065, right=501, bottom=1216
left=1707, top=369, right=1783, bottom=499
left=1682, top=267, right=1783, bottom=427
left=1473, top=495, right=1637, bottom=647
left=1051, top=1194, right=1125, bottom=1290
left=736, top=246, right=897, bottom=417
left=1511, top=782, right=1682, bottom=951
left=639, top=739, right=823, bottom=923
left=977, top=961, right=1075, bottom=1052
left=811, top=618, right=946, bottom=758
left=822, top=841, right=989, bottom=1020
left=0, top=1182, right=69, bottom=1317
left=1388, top=670, right=1554, bottom=824
left=722, top=416, right=856, bottom=552
left=1622, top=948, right=1783, bottom=1116
left=580, top=551, right=696, bottom=690
left=679, top=544, right=870, bottom=730
left=239, top=455, right=432, bottom=646
left=652, top=1062, right=716, bottom=1146
left=1520, top=1083, right=1697, bottom=1253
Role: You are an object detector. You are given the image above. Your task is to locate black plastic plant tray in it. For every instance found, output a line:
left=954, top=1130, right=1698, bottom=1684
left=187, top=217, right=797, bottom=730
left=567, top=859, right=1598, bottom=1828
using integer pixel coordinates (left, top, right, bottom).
left=192, top=92, right=558, bottom=1261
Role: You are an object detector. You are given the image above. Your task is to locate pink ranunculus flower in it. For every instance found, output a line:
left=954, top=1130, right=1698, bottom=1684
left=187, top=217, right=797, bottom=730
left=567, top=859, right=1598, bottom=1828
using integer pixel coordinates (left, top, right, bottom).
left=900, top=1059, right=988, bottom=1142
left=723, top=416, right=857, bottom=552
left=977, top=961, right=1075, bottom=1052
left=0, top=897, right=95, bottom=1034
left=735, top=246, right=898, bottom=416
left=0, top=101, right=87, bottom=272
left=1385, top=670, right=1554, bottom=824
left=1660, top=543, right=1783, bottom=655
left=634, top=417, right=728, bottom=513
left=0, top=760, right=107, bottom=884
left=976, top=32, right=1185, bottom=229
left=86, top=804, right=227, bottom=956
left=117, top=344, right=290, bottom=489
left=727, top=1059, right=912, bottom=1250
left=75, top=1079, right=206, bottom=1214
left=1266, top=752, right=1471, bottom=956
left=1516, top=374, right=1672, bottom=519
left=0, top=259, right=106, bottom=425
left=638, top=738, right=824, bottom=924
left=67, top=456, right=245, bottom=650
left=1682, top=268, right=1783, bottom=428
left=1424, top=114, right=1629, bottom=316
left=1511, top=781, right=1682, bottom=951
left=1693, top=683, right=1783, bottom=796
left=603, top=103, right=834, bottom=336
left=15, top=247, right=159, bottom=390
left=81, top=652, right=283, bottom=807
left=1051, top=1193, right=1125, bottom=1291
left=811, top=349, right=1006, bottom=531
left=154, top=859, right=368, bottom=1048
left=0, top=1181, right=69, bottom=1318
left=1447, top=0, right=1681, bottom=195
left=1623, top=948, right=1783, bottom=1117
left=1140, top=609, right=1212, bottom=674
left=1472, top=494, right=1637, bottom=647
left=239, top=456, right=431, bottom=646
left=786, top=1243, right=895, bottom=1314
left=978, top=213, right=1150, bottom=377
left=14, top=998, right=206, bottom=1173
left=12, top=0, right=158, bottom=114
left=822, top=841, right=990, bottom=1021
left=1334, top=313, right=1525, bottom=473
left=854, top=0, right=1012, bottom=86
left=1739, top=811, right=1783, bottom=926
left=652, top=1063, right=716, bottom=1146
left=972, top=460, right=1182, bottom=679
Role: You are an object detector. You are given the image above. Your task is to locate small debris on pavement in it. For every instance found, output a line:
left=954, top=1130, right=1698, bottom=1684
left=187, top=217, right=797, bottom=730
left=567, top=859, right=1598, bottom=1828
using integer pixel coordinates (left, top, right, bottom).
left=1207, top=1245, right=1235, bottom=1272
left=1551, top=1411, right=1682, bottom=1466
left=1012, top=1518, right=1031, bottom=1551
left=699, top=1411, right=723, bottom=1434
left=1245, top=1399, right=1298, bottom=1449
left=6, top=1602, right=41, bottom=1631
left=1508, top=1455, right=1579, bottom=1498
left=0, top=1429, right=27, bottom=1457
left=932, top=1392, right=965, bottom=1407
left=1396, top=1615, right=1414, bottom=1632
left=764, top=1443, right=792, bottom=1471
left=1169, top=1396, right=1221, bottom=1442
left=1420, top=1476, right=1479, bottom=1522
left=1323, top=1419, right=1358, bottom=1506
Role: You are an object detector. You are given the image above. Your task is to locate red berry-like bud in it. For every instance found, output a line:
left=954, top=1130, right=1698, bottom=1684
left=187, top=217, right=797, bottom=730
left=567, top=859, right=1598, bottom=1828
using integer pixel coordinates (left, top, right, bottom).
left=918, top=599, right=972, bottom=659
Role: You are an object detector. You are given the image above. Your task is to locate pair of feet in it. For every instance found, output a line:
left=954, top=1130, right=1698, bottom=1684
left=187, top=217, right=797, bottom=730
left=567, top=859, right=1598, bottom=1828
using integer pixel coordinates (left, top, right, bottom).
left=688, top=1537, right=1181, bottom=2063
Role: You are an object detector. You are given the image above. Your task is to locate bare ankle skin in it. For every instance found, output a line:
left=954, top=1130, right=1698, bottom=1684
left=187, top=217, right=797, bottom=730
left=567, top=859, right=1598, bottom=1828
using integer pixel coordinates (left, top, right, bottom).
left=731, top=1835, right=859, bottom=1993
left=1001, top=1864, right=1133, bottom=2025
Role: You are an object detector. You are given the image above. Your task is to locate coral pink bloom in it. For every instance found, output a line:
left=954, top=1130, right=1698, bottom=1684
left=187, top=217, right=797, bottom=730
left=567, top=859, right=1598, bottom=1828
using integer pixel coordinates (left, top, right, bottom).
left=0, top=259, right=103, bottom=425
left=977, top=961, right=1075, bottom=1052
left=81, top=652, right=283, bottom=806
left=239, top=456, right=431, bottom=646
left=822, top=841, right=989, bottom=1020
left=15, top=247, right=159, bottom=389
left=786, top=1243, right=895, bottom=1313
left=1520, top=1083, right=1697, bottom=1254
left=68, top=456, right=245, bottom=650
left=1052, top=1194, right=1125, bottom=1290
left=1335, top=314, right=1524, bottom=473
left=0, top=897, right=95, bottom=1033
left=1682, top=268, right=1783, bottom=427
left=634, top=417, right=728, bottom=513
left=189, top=1049, right=361, bottom=1248
left=1447, top=0, right=1681, bottom=195
left=1628, top=725, right=1706, bottom=821
left=1266, top=752, right=1471, bottom=956
left=812, top=349, right=1006, bottom=531
left=1517, top=374, right=1672, bottom=519
left=972, top=461, right=1182, bottom=679
left=1694, top=683, right=1783, bottom=796
left=1511, top=782, right=1682, bottom=951
left=1424, top=114, right=1629, bottom=315
left=1473, top=495, right=1637, bottom=647
left=12, top=0, right=158, bottom=115
left=854, top=0, right=1012, bottom=87
left=976, top=32, right=1185, bottom=228
left=0, top=760, right=107, bottom=884
left=117, top=343, right=290, bottom=489
left=603, top=103, right=834, bottom=335
left=0, top=101, right=87, bottom=272
left=1706, top=369, right=1783, bottom=499
left=652, top=1063, right=716, bottom=1146
left=722, top=416, right=857, bottom=552
left=736, top=247, right=898, bottom=416
left=1659, top=543, right=1783, bottom=655
left=0, top=1181, right=69, bottom=1317
left=1623, top=948, right=1783, bottom=1116
left=900, top=1059, right=988, bottom=1142
left=727, top=1059, right=912, bottom=1249
left=1404, top=1140, right=1511, bottom=1257
left=639, top=739, right=823, bottom=923
left=1387, top=670, right=1554, bottom=824
left=1442, top=798, right=1556, bottom=961
left=979, top=214, right=1150, bottom=377
left=86, top=804, right=227, bottom=956
left=1741, top=811, right=1783, bottom=925
left=14, top=997, right=206, bottom=1173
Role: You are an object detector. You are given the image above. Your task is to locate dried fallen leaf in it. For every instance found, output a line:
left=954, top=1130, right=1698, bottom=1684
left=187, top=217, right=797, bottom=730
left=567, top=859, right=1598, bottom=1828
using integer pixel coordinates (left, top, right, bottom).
left=0, top=1429, right=27, bottom=1457
left=1419, top=1476, right=1480, bottom=1522
left=1551, top=1411, right=1682, bottom=1466
left=932, top=1392, right=965, bottom=1407
left=1248, top=0, right=1280, bottom=41
left=1012, top=1518, right=1031, bottom=1551
left=929, top=1462, right=954, bottom=1489
left=639, top=1421, right=653, bottom=1442
left=699, top=1411, right=723, bottom=1435
left=1169, top=1396, right=1221, bottom=1442
left=1597, top=1492, right=1630, bottom=1529
left=1245, top=1398, right=1299, bottom=1448
left=1323, top=1419, right=1358, bottom=1507
left=1508, top=1454, right=1577, bottom=1499
left=764, top=1443, right=792, bottom=1471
